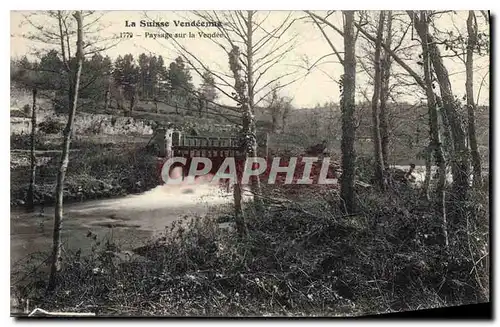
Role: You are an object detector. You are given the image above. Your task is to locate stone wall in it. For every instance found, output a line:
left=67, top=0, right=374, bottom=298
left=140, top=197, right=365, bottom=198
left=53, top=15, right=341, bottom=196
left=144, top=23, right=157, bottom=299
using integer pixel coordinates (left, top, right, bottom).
left=10, top=111, right=156, bottom=136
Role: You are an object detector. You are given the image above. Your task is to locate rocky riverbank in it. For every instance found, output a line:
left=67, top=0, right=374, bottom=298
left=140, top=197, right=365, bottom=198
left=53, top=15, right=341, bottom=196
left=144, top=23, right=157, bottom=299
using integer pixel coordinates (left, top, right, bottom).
left=10, top=143, right=159, bottom=208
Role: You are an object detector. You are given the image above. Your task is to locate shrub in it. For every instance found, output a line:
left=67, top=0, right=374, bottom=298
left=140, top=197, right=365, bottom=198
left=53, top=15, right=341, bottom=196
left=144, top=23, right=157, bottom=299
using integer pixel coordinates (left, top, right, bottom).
left=23, top=104, right=32, bottom=116
left=38, top=118, right=64, bottom=134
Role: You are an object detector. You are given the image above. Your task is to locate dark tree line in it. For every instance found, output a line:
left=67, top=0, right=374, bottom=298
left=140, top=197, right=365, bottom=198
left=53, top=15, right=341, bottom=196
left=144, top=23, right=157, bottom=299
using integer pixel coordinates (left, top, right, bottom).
left=11, top=52, right=218, bottom=116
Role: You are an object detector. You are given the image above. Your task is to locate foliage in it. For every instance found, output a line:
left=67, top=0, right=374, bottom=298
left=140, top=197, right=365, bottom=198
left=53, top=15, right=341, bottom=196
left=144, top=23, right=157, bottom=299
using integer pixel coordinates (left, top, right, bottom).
left=113, top=54, right=140, bottom=102
left=264, top=87, right=292, bottom=133
left=13, top=185, right=489, bottom=316
left=80, top=53, right=113, bottom=101
left=38, top=117, right=65, bottom=134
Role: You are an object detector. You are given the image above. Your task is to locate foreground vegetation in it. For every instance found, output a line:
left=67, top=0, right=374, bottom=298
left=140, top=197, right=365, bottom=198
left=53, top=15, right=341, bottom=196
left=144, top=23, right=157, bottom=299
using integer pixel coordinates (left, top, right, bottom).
left=11, top=177, right=489, bottom=316
left=10, top=134, right=158, bottom=207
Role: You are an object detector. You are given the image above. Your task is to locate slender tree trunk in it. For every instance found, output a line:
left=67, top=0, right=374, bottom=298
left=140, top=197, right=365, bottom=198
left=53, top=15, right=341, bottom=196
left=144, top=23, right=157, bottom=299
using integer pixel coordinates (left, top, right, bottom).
left=420, top=22, right=446, bottom=196
left=429, top=39, right=469, bottom=204
left=420, top=28, right=447, bottom=244
left=379, top=11, right=392, bottom=167
left=129, top=88, right=136, bottom=114
left=437, top=96, right=453, bottom=169
left=48, top=11, right=84, bottom=292
left=27, top=88, right=38, bottom=211
left=229, top=45, right=251, bottom=237
left=104, top=82, right=111, bottom=110
left=422, top=144, right=432, bottom=200
left=232, top=181, right=247, bottom=237
left=466, top=10, right=482, bottom=188
left=340, top=11, right=357, bottom=214
left=371, top=11, right=386, bottom=190
left=413, top=10, right=470, bottom=222
left=271, top=114, right=278, bottom=133
left=245, top=10, right=263, bottom=211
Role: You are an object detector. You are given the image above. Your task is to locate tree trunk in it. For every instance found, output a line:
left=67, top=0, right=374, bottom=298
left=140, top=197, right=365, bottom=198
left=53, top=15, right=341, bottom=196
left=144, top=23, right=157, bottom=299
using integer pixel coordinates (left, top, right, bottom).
left=371, top=11, right=386, bottom=190
left=340, top=11, right=357, bottom=214
left=245, top=10, right=263, bottom=211
left=229, top=45, right=251, bottom=237
left=466, top=10, right=482, bottom=188
left=379, top=11, right=392, bottom=167
left=232, top=181, right=247, bottom=237
left=129, top=88, right=136, bottom=114
left=429, top=39, right=469, bottom=204
left=48, top=10, right=84, bottom=292
left=27, top=88, right=37, bottom=211
left=418, top=23, right=448, bottom=245
left=413, top=10, right=470, bottom=222
left=419, top=18, right=446, bottom=196
left=271, top=113, right=278, bottom=133
left=422, top=144, right=432, bottom=200
left=104, top=82, right=110, bottom=110
left=282, top=113, right=288, bottom=132
left=198, top=98, right=203, bottom=118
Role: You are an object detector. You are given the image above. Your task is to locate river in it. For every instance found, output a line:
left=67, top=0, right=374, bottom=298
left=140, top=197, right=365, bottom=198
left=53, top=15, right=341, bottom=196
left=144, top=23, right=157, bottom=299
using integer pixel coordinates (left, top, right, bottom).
left=8, top=165, right=463, bottom=272
left=10, top=178, right=238, bottom=272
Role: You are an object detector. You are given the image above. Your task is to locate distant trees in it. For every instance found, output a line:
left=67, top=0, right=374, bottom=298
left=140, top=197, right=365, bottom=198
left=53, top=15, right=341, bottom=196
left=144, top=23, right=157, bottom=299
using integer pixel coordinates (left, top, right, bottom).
left=11, top=49, right=217, bottom=117
left=197, top=70, right=218, bottom=117
left=168, top=56, right=195, bottom=113
left=264, top=87, right=292, bottom=134
left=137, top=53, right=168, bottom=101
left=113, top=54, right=140, bottom=114
left=80, top=53, right=113, bottom=103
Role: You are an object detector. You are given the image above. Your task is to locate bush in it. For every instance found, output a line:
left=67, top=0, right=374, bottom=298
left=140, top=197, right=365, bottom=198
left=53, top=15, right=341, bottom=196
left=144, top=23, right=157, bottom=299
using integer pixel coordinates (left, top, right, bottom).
left=14, top=183, right=489, bottom=316
left=11, top=166, right=489, bottom=316
left=38, top=118, right=64, bottom=134
left=23, top=104, right=32, bottom=116
left=10, top=134, right=43, bottom=150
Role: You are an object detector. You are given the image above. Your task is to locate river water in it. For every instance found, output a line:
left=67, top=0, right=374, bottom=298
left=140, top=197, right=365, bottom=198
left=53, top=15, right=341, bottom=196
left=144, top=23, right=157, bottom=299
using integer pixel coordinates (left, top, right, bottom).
left=9, top=165, right=458, bottom=271
left=10, top=177, right=238, bottom=271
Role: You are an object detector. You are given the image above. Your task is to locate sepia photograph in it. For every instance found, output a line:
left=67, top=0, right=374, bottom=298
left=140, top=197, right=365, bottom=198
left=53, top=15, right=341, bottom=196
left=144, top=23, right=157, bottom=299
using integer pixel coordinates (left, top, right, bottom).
left=9, top=9, right=491, bottom=318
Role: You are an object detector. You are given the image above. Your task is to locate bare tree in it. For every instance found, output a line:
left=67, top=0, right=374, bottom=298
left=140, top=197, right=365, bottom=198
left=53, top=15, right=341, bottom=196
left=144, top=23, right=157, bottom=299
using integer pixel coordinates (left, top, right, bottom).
left=228, top=46, right=250, bottom=237
left=371, top=11, right=386, bottom=190
left=418, top=13, right=448, bottom=245
left=466, top=10, right=483, bottom=188
left=19, top=12, right=117, bottom=289
left=422, top=41, right=446, bottom=199
left=46, top=10, right=84, bottom=292
left=307, top=10, right=357, bottom=213
left=28, top=89, right=37, bottom=210
left=11, top=60, right=42, bottom=211
left=264, top=86, right=292, bottom=134
left=355, top=16, right=447, bottom=197
left=340, top=12, right=357, bottom=213
left=151, top=10, right=300, bottom=225
left=409, top=11, right=471, bottom=208
left=379, top=11, right=393, bottom=166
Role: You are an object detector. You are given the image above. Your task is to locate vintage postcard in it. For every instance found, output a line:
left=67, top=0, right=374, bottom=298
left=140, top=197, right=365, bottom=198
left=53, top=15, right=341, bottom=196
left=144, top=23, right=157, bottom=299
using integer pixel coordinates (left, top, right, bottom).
left=10, top=10, right=490, bottom=318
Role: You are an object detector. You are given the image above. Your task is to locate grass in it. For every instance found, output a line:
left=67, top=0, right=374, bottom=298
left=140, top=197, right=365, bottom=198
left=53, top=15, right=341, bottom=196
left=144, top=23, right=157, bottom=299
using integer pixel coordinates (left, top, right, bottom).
left=9, top=96, right=490, bottom=316
left=11, top=180, right=489, bottom=316
left=10, top=135, right=159, bottom=206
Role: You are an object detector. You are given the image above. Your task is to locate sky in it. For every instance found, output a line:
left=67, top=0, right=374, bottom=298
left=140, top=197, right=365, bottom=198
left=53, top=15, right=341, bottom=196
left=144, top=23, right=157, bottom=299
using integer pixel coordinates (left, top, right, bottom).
left=10, top=10, right=490, bottom=108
